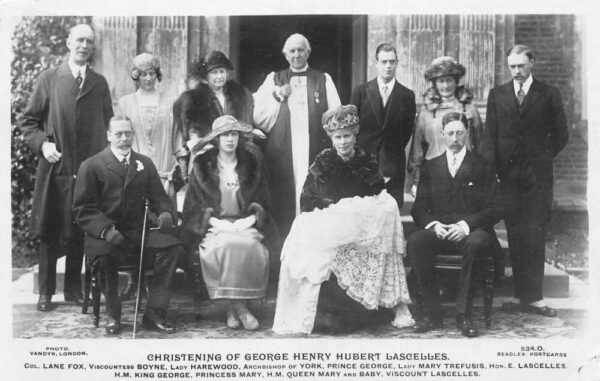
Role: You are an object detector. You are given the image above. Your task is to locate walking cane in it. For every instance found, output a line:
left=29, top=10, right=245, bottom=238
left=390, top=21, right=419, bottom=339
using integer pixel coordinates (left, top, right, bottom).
left=132, top=198, right=150, bottom=339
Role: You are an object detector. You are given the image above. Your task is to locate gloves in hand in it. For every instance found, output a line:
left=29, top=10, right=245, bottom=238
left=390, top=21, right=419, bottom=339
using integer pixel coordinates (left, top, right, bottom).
left=177, top=158, right=189, bottom=184
left=104, top=226, right=130, bottom=248
left=157, top=212, right=174, bottom=231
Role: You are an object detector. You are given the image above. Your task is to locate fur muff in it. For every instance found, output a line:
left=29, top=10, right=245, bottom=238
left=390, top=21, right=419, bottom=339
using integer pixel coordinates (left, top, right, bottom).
left=180, top=142, right=271, bottom=247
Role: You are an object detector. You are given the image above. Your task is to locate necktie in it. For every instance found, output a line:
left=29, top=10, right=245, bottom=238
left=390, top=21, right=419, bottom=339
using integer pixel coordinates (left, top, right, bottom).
left=450, top=154, right=458, bottom=177
left=120, top=157, right=128, bottom=169
left=75, top=71, right=83, bottom=87
left=517, top=84, right=525, bottom=105
left=382, top=85, right=389, bottom=107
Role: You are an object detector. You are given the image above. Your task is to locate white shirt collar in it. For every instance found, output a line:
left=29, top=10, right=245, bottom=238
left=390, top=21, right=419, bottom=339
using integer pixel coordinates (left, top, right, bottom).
left=290, top=65, right=309, bottom=73
left=110, top=146, right=131, bottom=164
left=377, top=76, right=395, bottom=92
left=513, top=74, right=533, bottom=95
left=68, top=60, right=87, bottom=78
left=446, top=145, right=467, bottom=168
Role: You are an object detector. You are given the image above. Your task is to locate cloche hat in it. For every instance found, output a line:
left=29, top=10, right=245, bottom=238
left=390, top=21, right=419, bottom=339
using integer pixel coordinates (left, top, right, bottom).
left=191, top=115, right=265, bottom=154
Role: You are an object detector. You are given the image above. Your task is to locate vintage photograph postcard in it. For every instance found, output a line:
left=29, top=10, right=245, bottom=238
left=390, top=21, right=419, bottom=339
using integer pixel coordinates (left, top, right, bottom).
left=2, top=0, right=598, bottom=380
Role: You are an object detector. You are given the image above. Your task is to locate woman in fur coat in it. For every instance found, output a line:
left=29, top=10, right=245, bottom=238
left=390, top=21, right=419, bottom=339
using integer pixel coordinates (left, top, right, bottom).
left=173, top=51, right=254, bottom=177
left=273, top=106, right=413, bottom=335
left=180, top=116, right=272, bottom=331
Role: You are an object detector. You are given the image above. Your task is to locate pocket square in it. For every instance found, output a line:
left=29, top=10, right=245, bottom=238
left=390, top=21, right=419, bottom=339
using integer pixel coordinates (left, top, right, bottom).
left=468, top=182, right=474, bottom=186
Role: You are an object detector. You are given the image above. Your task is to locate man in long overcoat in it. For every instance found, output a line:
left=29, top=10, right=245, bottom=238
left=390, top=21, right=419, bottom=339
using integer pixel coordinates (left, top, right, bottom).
left=73, top=116, right=182, bottom=335
left=481, top=44, right=569, bottom=317
left=19, top=24, right=114, bottom=311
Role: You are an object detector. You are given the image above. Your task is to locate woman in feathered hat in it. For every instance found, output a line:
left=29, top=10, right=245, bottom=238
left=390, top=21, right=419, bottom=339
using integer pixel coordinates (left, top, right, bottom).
left=407, top=56, right=483, bottom=195
left=173, top=51, right=255, bottom=179
left=180, top=115, right=272, bottom=331
left=273, top=105, right=413, bottom=335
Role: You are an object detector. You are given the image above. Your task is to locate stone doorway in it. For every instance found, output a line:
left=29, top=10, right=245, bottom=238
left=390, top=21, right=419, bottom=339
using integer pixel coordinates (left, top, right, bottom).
left=232, top=15, right=359, bottom=103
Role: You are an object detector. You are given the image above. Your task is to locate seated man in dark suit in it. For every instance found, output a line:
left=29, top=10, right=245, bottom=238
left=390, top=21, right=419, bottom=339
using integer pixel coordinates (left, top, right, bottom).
left=73, top=116, right=183, bottom=335
left=408, top=112, right=503, bottom=337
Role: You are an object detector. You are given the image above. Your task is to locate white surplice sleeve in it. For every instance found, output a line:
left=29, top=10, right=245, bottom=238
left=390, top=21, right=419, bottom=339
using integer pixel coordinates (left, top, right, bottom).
left=324, top=73, right=341, bottom=110
left=252, top=72, right=281, bottom=134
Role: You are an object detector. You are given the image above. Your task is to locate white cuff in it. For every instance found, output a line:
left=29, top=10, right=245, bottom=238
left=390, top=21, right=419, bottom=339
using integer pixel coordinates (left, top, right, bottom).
left=456, top=220, right=470, bottom=236
left=425, top=221, right=441, bottom=230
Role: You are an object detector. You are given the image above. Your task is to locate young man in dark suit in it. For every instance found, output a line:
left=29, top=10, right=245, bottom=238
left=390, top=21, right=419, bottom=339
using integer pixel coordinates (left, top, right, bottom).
left=72, top=116, right=183, bottom=335
left=20, top=24, right=114, bottom=312
left=408, top=112, right=503, bottom=337
left=481, top=44, right=569, bottom=317
left=350, top=43, right=416, bottom=207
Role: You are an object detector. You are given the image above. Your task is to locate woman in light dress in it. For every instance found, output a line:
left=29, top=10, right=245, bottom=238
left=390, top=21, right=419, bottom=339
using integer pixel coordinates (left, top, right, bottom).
left=118, top=53, right=186, bottom=206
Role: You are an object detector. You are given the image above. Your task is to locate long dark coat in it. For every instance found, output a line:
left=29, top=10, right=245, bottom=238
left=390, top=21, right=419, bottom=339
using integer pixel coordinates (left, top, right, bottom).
left=180, top=142, right=275, bottom=249
left=300, top=147, right=385, bottom=212
left=72, top=146, right=179, bottom=259
left=481, top=79, right=569, bottom=189
left=20, top=63, right=113, bottom=239
left=350, top=78, right=416, bottom=207
left=173, top=80, right=254, bottom=142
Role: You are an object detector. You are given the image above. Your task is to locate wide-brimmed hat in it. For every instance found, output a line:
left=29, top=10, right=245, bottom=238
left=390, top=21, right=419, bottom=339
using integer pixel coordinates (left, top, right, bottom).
left=322, top=105, right=360, bottom=134
left=131, top=53, right=161, bottom=80
left=424, top=56, right=466, bottom=82
left=191, top=115, right=265, bottom=154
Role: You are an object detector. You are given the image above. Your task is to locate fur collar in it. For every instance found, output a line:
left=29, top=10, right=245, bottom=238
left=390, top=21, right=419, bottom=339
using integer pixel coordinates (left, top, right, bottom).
left=192, top=142, right=262, bottom=198
left=423, top=86, right=474, bottom=115
left=309, top=148, right=382, bottom=186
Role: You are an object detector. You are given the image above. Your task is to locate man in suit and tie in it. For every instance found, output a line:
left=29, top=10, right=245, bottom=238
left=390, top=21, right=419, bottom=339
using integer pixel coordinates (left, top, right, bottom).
left=350, top=43, right=416, bottom=207
left=73, top=116, right=183, bottom=335
left=408, top=112, right=502, bottom=337
left=481, top=45, right=569, bottom=317
left=20, top=24, right=114, bottom=311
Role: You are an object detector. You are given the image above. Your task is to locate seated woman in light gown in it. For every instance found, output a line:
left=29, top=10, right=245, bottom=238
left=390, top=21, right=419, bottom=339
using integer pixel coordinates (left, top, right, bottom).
left=180, top=115, right=272, bottom=331
left=272, top=105, right=414, bottom=335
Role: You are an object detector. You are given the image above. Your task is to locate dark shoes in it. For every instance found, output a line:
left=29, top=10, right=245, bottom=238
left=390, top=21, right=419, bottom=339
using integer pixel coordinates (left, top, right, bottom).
left=502, top=301, right=557, bottom=317
left=456, top=314, right=478, bottom=338
left=64, top=291, right=85, bottom=305
left=412, top=317, right=443, bottom=333
left=142, top=314, right=176, bottom=334
left=520, top=304, right=558, bottom=317
left=105, top=317, right=121, bottom=336
left=36, top=295, right=53, bottom=312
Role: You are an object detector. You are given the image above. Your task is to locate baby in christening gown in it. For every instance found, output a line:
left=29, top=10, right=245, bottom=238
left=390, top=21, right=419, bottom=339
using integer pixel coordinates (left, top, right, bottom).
left=272, top=105, right=414, bottom=335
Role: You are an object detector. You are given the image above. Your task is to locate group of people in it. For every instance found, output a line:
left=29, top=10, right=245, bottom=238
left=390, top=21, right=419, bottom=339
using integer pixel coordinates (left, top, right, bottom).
left=20, top=23, right=568, bottom=338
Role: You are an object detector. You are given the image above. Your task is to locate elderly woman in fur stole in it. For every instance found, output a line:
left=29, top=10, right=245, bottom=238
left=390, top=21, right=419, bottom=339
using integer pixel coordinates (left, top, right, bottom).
left=407, top=56, right=483, bottom=197
left=272, top=105, right=413, bottom=335
left=180, top=115, right=273, bottom=330
left=173, top=51, right=255, bottom=179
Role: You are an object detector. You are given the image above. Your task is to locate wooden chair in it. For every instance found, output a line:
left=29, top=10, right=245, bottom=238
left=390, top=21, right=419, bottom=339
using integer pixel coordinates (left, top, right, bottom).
left=81, top=253, right=152, bottom=327
left=433, top=250, right=495, bottom=328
